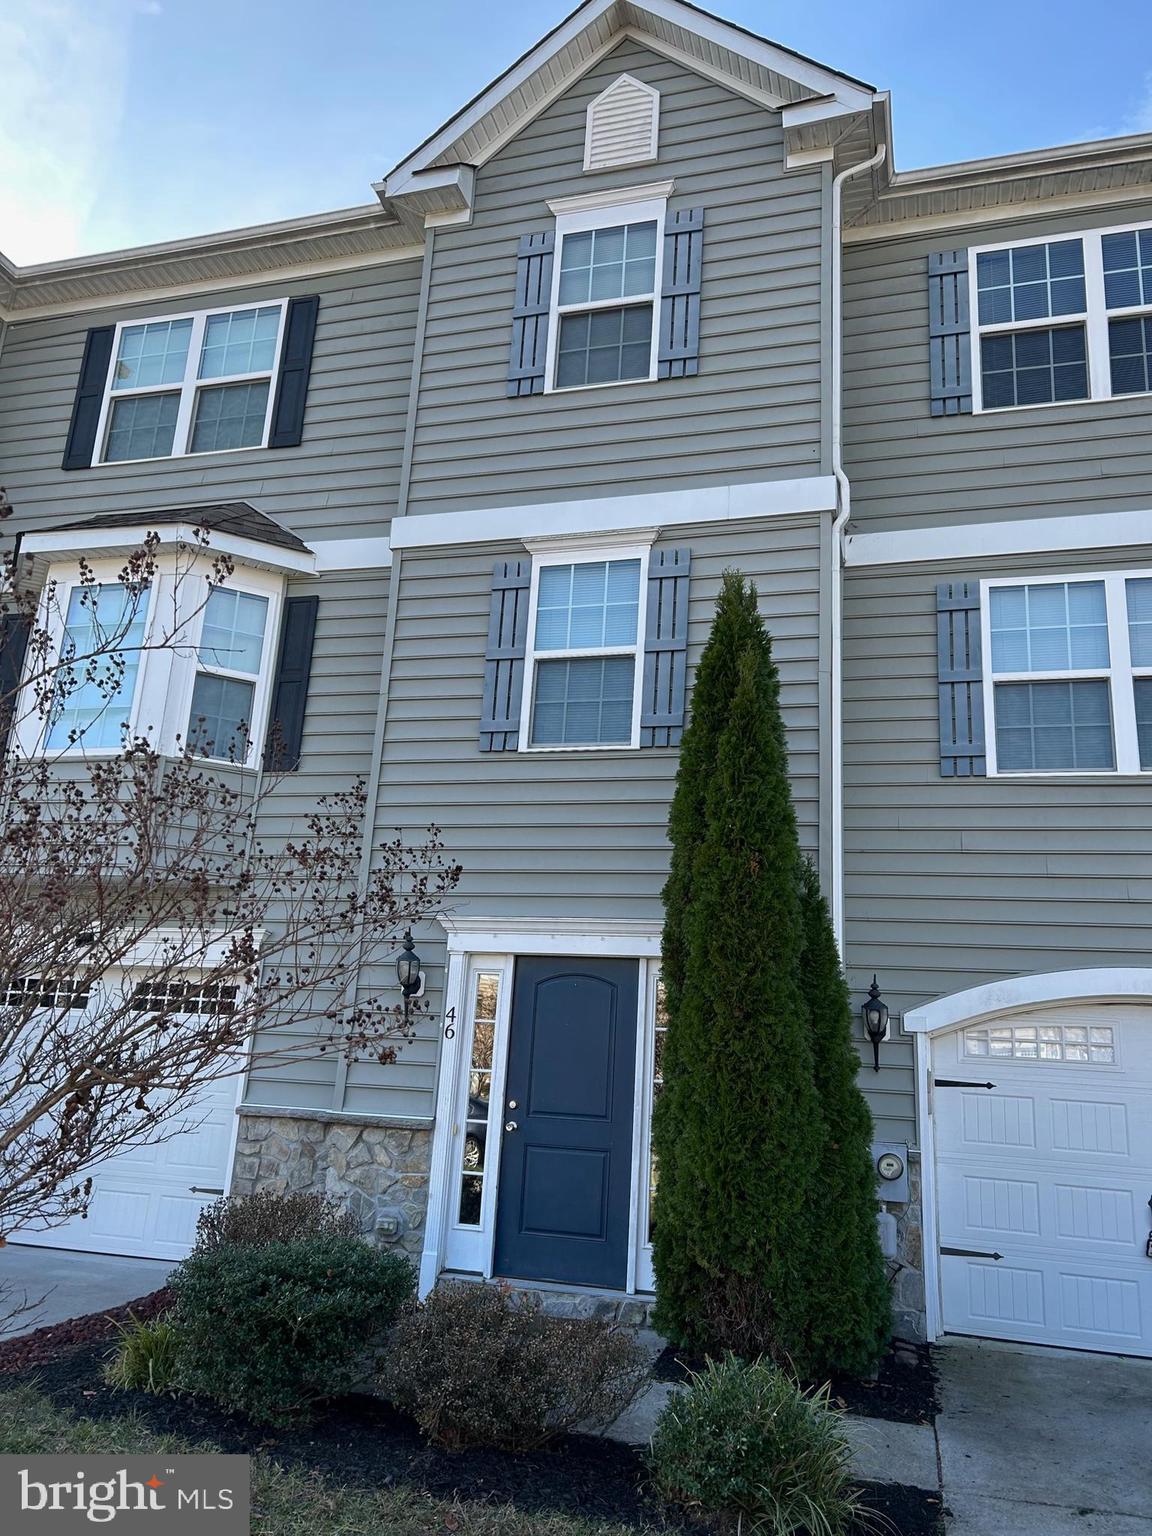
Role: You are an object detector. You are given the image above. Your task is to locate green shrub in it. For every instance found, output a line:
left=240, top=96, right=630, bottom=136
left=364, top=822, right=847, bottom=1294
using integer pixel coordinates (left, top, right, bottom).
left=103, top=1313, right=180, bottom=1394
left=379, top=1281, right=648, bottom=1451
left=648, top=1355, right=862, bottom=1536
left=171, top=1235, right=414, bottom=1424
left=192, top=1189, right=360, bottom=1251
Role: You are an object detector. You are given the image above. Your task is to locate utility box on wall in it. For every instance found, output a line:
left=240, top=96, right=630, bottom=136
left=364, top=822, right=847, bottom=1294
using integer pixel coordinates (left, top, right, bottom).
left=872, top=1141, right=910, bottom=1204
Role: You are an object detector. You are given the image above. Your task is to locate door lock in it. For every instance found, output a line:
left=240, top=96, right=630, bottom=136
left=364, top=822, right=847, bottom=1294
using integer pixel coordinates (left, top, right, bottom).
left=504, top=1120, right=518, bottom=1132
left=507, top=1099, right=518, bottom=1109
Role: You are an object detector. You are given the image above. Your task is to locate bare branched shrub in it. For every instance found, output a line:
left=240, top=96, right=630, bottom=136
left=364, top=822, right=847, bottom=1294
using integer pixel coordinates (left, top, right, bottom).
left=193, top=1190, right=360, bottom=1251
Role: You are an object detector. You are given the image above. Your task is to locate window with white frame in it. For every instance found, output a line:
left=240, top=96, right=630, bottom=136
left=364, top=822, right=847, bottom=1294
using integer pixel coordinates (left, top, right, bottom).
left=546, top=194, right=665, bottom=392
left=26, top=559, right=283, bottom=764
left=186, top=587, right=273, bottom=761
left=522, top=547, right=647, bottom=749
left=984, top=572, right=1152, bottom=774
left=96, top=301, right=286, bottom=463
left=972, top=221, right=1152, bottom=410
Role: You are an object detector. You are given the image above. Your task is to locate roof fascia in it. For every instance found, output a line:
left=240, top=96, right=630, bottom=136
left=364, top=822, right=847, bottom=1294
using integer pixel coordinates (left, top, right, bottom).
left=385, top=0, right=874, bottom=186
left=21, top=524, right=317, bottom=576
left=843, top=182, right=1152, bottom=244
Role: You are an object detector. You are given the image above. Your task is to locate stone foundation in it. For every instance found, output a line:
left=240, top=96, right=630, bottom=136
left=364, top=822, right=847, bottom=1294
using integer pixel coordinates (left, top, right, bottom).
left=885, top=1151, right=927, bottom=1342
left=230, top=1111, right=433, bottom=1260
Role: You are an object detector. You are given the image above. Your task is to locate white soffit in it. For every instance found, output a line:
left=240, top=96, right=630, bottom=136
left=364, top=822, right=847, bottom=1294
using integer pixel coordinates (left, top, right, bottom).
left=387, top=0, right=874, bottom=182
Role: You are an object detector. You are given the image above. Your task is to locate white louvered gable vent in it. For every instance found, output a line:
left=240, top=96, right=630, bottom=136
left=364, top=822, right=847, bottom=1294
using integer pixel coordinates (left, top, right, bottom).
left=583, top=74, right=660, bottom=173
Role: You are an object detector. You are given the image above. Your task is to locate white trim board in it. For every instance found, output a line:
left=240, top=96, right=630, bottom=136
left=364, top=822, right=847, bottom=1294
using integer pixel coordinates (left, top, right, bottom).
left=391, top=476, right=838, bottom=551
left=844, top=508, right=1152, bottom=568
left=21, top=523, right=316, bottom=577
left=312, top=537, right=392, bottom=571
left=439, top=914, right=662, bottom=956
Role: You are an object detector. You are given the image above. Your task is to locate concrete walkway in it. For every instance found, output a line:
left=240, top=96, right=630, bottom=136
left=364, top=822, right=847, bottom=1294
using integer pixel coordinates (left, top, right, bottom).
left=0, top=1245, right=173, bottom=1339
left=936, top=1337, right=1152, bottom=1535
left=607, top=1333, right=1152, bottom=1535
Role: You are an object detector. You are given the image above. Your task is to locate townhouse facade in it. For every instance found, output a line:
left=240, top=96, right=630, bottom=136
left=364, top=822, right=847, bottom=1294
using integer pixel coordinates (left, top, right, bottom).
left=2, top=0, right=1150, bottom=1355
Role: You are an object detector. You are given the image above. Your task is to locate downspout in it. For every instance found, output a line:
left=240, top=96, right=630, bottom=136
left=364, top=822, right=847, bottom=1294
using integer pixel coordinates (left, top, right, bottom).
left=829, top=142, right=886, bottom=954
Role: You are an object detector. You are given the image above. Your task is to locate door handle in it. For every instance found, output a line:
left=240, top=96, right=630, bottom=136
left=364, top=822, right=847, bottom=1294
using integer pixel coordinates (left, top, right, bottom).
left=504, top=1121, right=518, bottom=1132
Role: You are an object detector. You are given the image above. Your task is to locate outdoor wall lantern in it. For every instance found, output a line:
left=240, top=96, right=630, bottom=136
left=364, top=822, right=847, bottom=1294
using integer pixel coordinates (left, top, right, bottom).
left=861, top=975, right=890, bottom=1072
left=396, top=929, right=424, bottom=1020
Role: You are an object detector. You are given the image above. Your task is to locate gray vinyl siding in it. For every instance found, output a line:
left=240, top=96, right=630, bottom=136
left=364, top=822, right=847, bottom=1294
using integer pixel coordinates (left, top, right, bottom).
left=842, top=544, right=1152, bottom=1144
left=405, top=38, right=827, bottom=515
left=843, top=201, right=1152, bottom=532
left=354, top=514, right=825, bottom=1120
left=243, top=567, right=391, bottom=1113
left=0, top=258, right=421, bottom=544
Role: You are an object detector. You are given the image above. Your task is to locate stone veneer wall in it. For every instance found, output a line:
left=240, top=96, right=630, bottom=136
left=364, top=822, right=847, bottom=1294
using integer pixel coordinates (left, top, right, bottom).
left=888, top=1151, right=926, bottom=1342
left=230, top=1111, right=433, bottom=1260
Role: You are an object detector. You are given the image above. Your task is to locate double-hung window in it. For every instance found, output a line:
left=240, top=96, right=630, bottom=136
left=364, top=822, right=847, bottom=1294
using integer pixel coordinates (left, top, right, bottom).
left=186, top=586, right=274, bottom=762
left=96, top=301, right=286, bottom=463
left=545, top=192, right=666, bottom=392
left=972, top=221, right=1152, bottom=410
left=983, top=572, right=1152, bottom=774
left=521, top=547, right=648, bottom=749
left=46, top=581, right=152, bottom=751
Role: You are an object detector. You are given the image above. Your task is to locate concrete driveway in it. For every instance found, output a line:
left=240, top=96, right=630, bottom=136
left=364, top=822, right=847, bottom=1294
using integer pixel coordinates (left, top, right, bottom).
left=0, top=1245, right=172, bottom=1339
left=938, top=1337, right=1152, bottom=1534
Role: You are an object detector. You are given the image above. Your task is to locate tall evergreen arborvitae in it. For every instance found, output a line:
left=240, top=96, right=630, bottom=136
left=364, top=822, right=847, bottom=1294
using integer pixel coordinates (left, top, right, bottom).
left=652, top=577, right=821, bottom=1360
left=796, top=857, right=891, bottom=1378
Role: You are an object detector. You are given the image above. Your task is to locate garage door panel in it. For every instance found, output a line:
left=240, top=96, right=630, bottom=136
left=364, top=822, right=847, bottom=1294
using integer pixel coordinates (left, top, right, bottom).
left=935, top=1003, right=1152, bottom=1358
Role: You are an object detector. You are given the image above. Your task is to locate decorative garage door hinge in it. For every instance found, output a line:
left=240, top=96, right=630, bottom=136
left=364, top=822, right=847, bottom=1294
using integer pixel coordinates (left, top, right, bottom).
left=934, top=1078, right=996, bottom=1089
left=941, top=1246, right=1003, bottom=1260
left=189, top=1186, right=225, bottom=1195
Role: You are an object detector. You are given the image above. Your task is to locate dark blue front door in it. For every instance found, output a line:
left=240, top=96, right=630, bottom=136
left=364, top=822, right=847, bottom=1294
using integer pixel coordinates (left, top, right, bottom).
left=493, top=956, right=638, bottom=1289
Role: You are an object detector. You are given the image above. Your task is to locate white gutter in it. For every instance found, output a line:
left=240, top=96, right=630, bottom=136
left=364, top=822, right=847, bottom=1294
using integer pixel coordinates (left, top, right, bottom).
left=829, top=142, right=886, bottom=952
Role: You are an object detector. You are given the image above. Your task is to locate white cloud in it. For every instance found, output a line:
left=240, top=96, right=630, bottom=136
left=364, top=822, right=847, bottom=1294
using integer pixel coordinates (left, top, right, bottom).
left=0, top=1, right=134, bottom=264
left=1125, top=72, right=1152, bottom=135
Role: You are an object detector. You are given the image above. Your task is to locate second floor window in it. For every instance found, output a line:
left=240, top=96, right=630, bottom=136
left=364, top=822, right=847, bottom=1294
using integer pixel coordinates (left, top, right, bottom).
left=47, top=582, right=150, bottom=750
left=984, top=573, right=1152, bottom=775
left=187, top=588, right=272, bottom=762
left=973, top=222, right=1152, bottom=411
left=522, top=550, right=647, bottom=749
left=96, top=301, right=287, bottom=464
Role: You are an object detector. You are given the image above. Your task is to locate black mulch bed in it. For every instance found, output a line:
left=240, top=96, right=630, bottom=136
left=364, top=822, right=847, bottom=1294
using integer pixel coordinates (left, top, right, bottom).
left=0, top=1288, right=172, bottom=1376
left=653, top=1340, right=939, bottom=1427
left=4, top=1315, right=944, bottom=1535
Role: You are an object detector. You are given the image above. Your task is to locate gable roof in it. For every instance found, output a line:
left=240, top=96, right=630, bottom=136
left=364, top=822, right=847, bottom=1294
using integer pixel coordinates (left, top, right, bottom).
left=383, top=0, right=876, bottom=197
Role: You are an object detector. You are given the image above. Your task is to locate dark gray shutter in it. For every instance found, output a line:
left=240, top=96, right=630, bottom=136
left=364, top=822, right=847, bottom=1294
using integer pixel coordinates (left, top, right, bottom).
left=269, top=296, right=320, bottom=448
left=61, top=326, right=115, bottom=470
left=937, top=581, right=986, bottom=777
left=507, top=233, right=555, bottom=397
left=928, top=250, right=972, bottom=416
left=658, top=208, right=704, bottom=380
left=479, top=559, right=531, bottom=751
left=264, top=595, right=318, bottom=771
left=0, top=613, right=32, bottom=755
left=640, top=547, right=691, bottom=747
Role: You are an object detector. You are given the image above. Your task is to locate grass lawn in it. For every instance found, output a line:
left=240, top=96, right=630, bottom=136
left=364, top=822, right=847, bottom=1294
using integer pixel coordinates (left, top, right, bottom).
left=0, top=1381, right=650, bottom=1536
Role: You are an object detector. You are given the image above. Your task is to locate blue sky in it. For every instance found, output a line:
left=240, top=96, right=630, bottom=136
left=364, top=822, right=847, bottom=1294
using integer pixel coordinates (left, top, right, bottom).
left=2, top=0, right=1150, bottom=265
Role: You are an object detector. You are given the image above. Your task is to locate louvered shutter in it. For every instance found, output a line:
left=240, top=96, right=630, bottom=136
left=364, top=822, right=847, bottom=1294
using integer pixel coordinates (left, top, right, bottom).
left=479, top=560, right=531, bottom=751
left=61, top=326, right=115, bottom=470
left=264, top=595, right=318, bottom=771
left=507, top=233, right=555, bottom=397
left=928, top=250, right=973, bottom=416
left=640, top=548, right=691, bottom=747
left=269, top=296, right=320, bottom=448
left=658, top=209, right=704, bottom=379
left=937, top=581, right=986, bottom=777
left=0, top=613, right=31, bottom=755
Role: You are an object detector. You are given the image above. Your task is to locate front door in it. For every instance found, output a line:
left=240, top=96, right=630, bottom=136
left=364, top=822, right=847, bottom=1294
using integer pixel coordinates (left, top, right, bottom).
left=493, top=956, right=638, bottom=1289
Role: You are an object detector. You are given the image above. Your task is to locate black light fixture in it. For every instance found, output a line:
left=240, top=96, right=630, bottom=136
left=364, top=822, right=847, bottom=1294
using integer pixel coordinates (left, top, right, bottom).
left=396, top=929, right=423, bottom=1019
left=861, top=975, right=890, bottom=1073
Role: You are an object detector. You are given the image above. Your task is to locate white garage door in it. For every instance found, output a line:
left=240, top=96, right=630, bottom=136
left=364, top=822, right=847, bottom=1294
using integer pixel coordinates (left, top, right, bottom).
left=936, top=1004, right=1152, bottom=1356
left=17, top=1071, right=237, bottom=1262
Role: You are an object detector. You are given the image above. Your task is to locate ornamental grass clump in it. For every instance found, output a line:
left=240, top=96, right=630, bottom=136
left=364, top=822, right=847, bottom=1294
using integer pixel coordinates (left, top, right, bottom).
left=171, top=1234, right=414, bottom=1425
left=379, top=1280, right=648, bottom=1451
left=649, top=1354, right=862, bottom=1536
left=103, top=1313, right=180, bottom=1394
